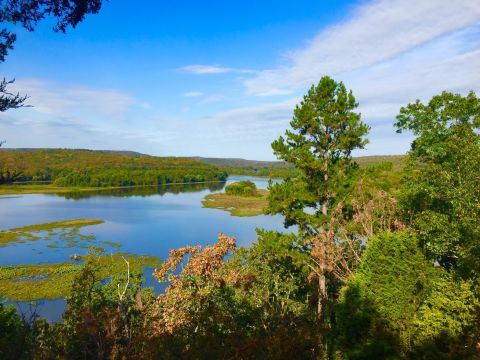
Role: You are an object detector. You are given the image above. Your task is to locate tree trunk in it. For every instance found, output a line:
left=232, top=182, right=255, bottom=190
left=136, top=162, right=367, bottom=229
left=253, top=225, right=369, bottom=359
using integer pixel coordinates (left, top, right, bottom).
left=317, top=270, right=327, bottom=323
left=317, top=269, right=328, bottom=358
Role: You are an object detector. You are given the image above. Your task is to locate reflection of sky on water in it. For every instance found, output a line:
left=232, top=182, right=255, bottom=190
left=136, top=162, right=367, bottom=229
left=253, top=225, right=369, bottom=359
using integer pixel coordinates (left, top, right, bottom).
left=0, top=176, right=291, bottom=321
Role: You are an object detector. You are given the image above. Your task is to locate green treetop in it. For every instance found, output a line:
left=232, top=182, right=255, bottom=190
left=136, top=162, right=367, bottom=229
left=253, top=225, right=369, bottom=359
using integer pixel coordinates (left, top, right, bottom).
left=395, top=91, right=480, bottom=279
left=267, top=76, right=370, bottom=236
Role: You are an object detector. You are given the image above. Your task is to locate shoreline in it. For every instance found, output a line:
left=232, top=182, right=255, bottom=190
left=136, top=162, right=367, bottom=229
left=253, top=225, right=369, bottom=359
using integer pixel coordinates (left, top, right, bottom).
left=0, top=179, right=228, bottom=196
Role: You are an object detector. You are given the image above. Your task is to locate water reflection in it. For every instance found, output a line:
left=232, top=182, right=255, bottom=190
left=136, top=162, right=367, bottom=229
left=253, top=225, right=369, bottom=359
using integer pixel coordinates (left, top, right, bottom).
left=56, top=181, right=226, bottom=200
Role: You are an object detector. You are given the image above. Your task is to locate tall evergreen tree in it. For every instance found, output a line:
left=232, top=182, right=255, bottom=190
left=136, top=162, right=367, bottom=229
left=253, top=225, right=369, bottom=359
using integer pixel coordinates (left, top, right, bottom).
left=266, top=76, right=369, bottom=351
left=267, top=76, right=370, bottom=235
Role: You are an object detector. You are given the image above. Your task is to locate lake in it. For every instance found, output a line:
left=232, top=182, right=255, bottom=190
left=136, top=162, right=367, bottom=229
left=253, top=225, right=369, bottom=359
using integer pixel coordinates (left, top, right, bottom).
left=0, top=176, right=289, bottom=321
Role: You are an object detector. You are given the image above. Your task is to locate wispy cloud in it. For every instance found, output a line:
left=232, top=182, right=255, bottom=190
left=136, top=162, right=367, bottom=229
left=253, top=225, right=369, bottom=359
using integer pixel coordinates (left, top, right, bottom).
left=9, top=79, right=136, bottom=119
left=183, top=91, right=203, bottom=97
left=180, top=65, right=232, bottom=74
left=245, top=0, right=480, bottom=96
left=180, top=64, right=257, bottom=75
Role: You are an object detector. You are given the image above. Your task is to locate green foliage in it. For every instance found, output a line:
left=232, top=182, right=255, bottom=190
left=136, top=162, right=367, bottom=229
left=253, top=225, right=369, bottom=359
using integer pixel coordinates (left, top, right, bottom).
left=194, top=157, right=300, bottom=178
left=395, top=91, right=480, bottom=278
left=60, top=258, right=156, bottom=359
left=225, top=180, right=258, bottom=197
left=336, top=232, right=479, bottom=359
left=0, top=149, right=227, bottom=187
left=225, top=230, right=319, bottom=358
left=228, top=230, right=311, bottom=320
left=413, top=276, right=479, bottom=358
left=267, top=76, right=369, bottom=234
left=196, top=155, right=406, bottom=179
left=0, top=302, right=28, bottom=360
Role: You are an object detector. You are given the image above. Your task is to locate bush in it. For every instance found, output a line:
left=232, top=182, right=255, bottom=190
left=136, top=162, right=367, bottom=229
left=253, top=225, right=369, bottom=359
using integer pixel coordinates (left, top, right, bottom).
left=225, top=180, right=258, bottom=197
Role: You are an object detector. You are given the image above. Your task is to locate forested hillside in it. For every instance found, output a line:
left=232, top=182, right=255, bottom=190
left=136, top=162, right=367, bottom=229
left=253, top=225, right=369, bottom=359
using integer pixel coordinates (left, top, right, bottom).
left=195, top=155, right=406, bottom=178
left=0, top=149, right=227, bottom=186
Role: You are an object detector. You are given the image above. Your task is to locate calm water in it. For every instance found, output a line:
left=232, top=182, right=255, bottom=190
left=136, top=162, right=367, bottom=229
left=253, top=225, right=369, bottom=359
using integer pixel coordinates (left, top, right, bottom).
left=0, top=176, right=289, bottom=321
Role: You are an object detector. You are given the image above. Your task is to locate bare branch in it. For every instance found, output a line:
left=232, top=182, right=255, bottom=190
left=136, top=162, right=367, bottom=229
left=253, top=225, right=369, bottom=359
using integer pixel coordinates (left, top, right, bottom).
left=0, top=78, right=30, bottom=112
left=117, top=256, right=130, bottom=302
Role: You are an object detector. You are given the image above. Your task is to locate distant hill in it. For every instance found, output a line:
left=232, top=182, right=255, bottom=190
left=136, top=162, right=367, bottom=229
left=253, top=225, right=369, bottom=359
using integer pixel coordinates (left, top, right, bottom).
left=193, top=157, right=293, bottom=169
left=0, top=148, right=226, bottom=186
left=194, top=155, right=407, bottom=177
left=1, top=148, right=149, bottom=157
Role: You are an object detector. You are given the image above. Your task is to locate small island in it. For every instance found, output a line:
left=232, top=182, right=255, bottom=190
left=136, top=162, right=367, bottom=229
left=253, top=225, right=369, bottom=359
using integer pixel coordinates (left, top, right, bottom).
left=202, top=180, right=269, bottom=217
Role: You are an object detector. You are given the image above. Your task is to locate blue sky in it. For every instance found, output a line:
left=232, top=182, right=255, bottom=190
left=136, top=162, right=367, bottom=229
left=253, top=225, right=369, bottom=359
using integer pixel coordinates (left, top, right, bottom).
left=1, top=0, right=479, bottom=160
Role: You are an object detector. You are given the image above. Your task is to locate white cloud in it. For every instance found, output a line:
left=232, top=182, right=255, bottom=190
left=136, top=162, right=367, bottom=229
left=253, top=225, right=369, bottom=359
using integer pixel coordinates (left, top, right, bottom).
left=180, top=64, right=257, bottom=75
left=9, top=79, right=136, bottom=119
left=245, top=0, right=480, bottom=96
left=183, top=91, right=203, bottom=97
left=180, top=65, right=232, bottom=74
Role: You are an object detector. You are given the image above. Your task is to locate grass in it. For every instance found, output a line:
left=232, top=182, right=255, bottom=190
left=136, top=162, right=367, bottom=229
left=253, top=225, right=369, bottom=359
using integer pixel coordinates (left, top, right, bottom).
left=202, top=189, right=269, bottom=217
left=0, top=219, right=105, bottom=247
left=0, top=253, right=160, bottom=301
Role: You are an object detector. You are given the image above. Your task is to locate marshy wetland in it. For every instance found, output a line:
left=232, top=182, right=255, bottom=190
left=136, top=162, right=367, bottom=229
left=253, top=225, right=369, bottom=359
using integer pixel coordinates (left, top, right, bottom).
left=0, top=176, right=285, bottom=321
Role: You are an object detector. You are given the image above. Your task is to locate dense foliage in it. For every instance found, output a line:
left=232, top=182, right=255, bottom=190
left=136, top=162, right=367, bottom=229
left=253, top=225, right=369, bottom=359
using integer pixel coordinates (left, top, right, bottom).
left=1, top=84, right=479, bottom=359
left=0, top=149, right=227, bottom=186
left=395, top=91, right=480, bottom=278
left=194, top=157, right=300, bottom=178
left=267, top=76, right=369, bottom=233
left=224, top=180, right=258, bottom=197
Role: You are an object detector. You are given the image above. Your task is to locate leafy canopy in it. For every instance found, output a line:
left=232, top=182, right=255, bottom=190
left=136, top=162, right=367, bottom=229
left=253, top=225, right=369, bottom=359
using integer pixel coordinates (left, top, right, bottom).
left=395, top=91, right=480, bottom=277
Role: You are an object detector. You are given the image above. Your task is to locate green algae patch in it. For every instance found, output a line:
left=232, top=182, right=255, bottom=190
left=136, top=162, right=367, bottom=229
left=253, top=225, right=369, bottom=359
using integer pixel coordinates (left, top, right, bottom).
left=11, top=219, right=104, bottom=232
left=0, top=219, right=105, bottom=247
left=0, top=253, right=160, bottom=301
left=202, top=189, right=269, bottom=217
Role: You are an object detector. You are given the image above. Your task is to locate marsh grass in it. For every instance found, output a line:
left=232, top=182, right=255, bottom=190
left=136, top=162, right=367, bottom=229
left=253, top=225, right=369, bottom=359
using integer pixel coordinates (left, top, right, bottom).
left=0, top=219, right=105, bottom=248
left=0, top=253, right=160, bottom=301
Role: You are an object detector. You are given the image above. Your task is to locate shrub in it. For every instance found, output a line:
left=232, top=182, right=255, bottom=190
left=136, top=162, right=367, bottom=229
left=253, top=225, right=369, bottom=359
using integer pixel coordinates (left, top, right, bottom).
left=225, top=180, right=258, bottom=197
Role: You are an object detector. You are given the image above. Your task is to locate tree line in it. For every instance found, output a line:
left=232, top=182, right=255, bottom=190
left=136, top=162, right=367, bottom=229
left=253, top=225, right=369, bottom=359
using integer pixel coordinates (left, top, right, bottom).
left=0, top=149, right=227, bottom=186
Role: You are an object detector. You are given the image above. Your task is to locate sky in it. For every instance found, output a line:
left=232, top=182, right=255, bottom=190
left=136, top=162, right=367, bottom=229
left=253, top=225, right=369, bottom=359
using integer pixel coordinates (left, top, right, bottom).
left=0, top=0, right=479, bottom=160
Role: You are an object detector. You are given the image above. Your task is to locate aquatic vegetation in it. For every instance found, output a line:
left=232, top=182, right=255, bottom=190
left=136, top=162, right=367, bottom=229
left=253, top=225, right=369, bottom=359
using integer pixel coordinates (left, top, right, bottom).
left=202, top=189, right=268, bottom=216
left=0, top=219, right=104, bottom=248
left=0, top=253, right=160, bottom=301
left=11, top=219, right=104, bottom=232
left=102, top=240, right=122, bottom=248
